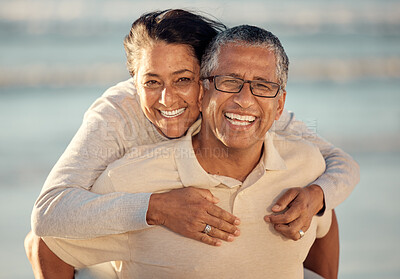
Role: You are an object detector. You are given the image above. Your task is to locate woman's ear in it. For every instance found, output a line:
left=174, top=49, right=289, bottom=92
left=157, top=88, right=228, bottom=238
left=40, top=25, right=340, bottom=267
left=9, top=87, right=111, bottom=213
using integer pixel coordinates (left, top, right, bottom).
left=133, top=75, right=141, bottom=96
left=275, top=90, right=286, bottom=120
left=198, top=81, right=205, bottom=112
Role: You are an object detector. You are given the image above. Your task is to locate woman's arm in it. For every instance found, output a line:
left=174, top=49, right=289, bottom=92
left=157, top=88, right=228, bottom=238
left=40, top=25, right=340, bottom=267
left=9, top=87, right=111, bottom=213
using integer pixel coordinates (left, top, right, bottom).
left=32, top=91, right=154, bottom=238
left=32, top=81, right=238, bottom=241
left=41, top=233, right=131, bottom=269
left=275, top=109, right=360, bottom=210
left=265, top=109, right=360, bottom=240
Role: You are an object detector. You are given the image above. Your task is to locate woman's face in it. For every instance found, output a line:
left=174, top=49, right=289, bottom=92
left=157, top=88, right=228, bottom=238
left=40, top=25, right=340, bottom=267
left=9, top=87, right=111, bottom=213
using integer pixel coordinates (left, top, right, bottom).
left=134, top=42, right=202, bottom=138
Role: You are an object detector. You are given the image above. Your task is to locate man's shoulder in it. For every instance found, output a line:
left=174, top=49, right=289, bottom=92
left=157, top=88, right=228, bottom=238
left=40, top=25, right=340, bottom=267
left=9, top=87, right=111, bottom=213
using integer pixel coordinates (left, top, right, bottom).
left=273, top=132, right=322, bottom=156
left=102, top=139, right=183, bottom=192
left=108, top=140, right=177, bottom=172
left=272, top=133, right=325, bottom=173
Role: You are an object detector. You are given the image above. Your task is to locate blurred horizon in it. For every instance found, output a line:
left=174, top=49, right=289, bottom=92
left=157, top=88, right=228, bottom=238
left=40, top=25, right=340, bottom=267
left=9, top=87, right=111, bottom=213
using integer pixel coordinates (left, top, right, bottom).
left=1, top=0, right=400, bottom=87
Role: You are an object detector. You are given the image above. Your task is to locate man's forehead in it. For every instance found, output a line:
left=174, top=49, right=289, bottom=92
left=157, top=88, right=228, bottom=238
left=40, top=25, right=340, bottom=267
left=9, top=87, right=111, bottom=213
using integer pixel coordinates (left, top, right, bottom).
left=214, top=43, right=277, bottom=79
left=218, top=43, right=275, bottom=61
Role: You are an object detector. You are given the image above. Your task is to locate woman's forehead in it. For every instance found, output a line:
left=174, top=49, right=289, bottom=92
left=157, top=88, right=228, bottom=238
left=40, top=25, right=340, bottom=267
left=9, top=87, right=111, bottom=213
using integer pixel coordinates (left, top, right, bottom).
left=135, top=42, right=200, bottom=77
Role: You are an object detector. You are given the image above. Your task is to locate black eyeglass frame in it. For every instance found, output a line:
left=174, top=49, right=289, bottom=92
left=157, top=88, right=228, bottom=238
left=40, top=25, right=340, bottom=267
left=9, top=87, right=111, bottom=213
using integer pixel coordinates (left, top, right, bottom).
left=204, top=75, right=281, bottom=98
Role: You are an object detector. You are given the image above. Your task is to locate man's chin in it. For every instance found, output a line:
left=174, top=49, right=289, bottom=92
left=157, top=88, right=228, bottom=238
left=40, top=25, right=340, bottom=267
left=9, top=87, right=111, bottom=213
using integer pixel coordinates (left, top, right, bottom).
left=219, top=137, right=263, bottom=151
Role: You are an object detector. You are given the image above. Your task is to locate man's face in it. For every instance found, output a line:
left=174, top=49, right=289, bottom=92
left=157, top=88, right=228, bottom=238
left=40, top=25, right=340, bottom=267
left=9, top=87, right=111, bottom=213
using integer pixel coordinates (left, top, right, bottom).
left=200, top=43, right=286, bottom=151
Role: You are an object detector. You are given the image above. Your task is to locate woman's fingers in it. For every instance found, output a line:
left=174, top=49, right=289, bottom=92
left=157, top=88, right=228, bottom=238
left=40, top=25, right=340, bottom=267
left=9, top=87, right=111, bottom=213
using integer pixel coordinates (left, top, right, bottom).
left=273, top=217, right=311, bottom=240
left=270, top=188, right=300, bottom=212
left=265, top=186, right=324, bottom=241
left=195, top=187, right=220, bottom=204
left=148, top=187, right=240, bottom=246
left=207, top=203, right=240, bottom=227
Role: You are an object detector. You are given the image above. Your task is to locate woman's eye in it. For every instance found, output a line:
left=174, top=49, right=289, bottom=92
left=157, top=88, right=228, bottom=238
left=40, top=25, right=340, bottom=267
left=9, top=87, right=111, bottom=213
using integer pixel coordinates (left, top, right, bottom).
left=144, top=80, right=161, bottom=88
left=178, top=77, right=191, bottom=82
left=175, top=77, right=193, bottom=86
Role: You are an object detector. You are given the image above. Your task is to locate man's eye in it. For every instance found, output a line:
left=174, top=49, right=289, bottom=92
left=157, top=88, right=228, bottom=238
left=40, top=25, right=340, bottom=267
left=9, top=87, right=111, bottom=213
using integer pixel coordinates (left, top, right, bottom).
left=221, top=79, right=241, bottom=87
left=254, top=82, right=271, bottom=89
left=144, top=80, right=161, bottom=88
left=225, top=79, right=240, bottom=85
left=253, top=82, right=273, bottom=91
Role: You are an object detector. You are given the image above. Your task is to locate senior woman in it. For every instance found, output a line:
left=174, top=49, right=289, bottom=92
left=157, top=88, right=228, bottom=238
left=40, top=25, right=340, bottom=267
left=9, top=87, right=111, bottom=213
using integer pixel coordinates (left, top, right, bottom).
left=26, top=9, right=358, bottom=278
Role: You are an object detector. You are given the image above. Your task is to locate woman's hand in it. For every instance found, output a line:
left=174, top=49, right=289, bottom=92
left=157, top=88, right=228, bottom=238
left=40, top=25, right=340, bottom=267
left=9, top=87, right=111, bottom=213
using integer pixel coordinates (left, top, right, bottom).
left=147, top=187, right=241, bottom=246
left=264, top=185, right=324, bottom=240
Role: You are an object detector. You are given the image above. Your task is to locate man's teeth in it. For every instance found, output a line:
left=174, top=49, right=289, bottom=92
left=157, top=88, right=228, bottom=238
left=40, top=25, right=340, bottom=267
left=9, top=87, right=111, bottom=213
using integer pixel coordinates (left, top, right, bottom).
left=225, top=113, right=255, bottom=126
left=160, top=108, right=186, bottom=118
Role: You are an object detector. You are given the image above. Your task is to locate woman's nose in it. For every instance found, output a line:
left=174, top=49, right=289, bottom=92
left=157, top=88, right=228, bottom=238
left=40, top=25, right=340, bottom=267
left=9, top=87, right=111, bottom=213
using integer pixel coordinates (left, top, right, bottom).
left=159, top=86, right=177, bottom=107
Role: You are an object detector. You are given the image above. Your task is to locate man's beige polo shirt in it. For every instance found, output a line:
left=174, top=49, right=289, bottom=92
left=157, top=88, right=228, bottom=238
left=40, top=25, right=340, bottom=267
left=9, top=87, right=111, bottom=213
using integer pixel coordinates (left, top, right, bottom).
left=44, top=120, right=332, bottom=279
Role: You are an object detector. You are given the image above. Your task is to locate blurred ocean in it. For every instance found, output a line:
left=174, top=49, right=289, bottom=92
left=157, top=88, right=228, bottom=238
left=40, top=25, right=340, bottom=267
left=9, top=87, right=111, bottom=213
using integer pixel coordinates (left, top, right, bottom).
left=0, top=0, right=399, bottom=278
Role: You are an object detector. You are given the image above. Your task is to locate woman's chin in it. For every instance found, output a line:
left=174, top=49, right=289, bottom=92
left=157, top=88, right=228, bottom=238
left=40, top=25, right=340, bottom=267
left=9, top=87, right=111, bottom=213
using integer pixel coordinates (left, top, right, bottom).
left=163, top=130, right=186, bottom=139
left=158, top=126, right=187, bottom=139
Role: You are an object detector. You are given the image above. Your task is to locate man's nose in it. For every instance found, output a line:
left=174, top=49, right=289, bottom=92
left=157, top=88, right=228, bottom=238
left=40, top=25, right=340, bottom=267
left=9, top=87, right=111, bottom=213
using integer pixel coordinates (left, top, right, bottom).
left=232, top=82, right=255, bottom=108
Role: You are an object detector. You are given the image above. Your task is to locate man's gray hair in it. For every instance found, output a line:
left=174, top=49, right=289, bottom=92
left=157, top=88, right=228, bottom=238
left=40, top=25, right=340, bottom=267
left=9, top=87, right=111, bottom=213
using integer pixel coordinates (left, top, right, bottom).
left=200, top=25, right=289, bottom=90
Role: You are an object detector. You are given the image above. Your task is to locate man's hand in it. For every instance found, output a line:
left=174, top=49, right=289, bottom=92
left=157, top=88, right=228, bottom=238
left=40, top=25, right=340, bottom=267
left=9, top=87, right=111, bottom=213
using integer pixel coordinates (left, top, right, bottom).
left=264, top=185, right=324, bottom=240
left=147, top=187, right=241, bottom=246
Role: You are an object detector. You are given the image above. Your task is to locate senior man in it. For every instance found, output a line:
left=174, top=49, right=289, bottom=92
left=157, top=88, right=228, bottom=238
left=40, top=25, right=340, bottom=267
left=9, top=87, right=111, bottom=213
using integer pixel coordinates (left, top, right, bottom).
left=43, top=25, right=335, bottom=279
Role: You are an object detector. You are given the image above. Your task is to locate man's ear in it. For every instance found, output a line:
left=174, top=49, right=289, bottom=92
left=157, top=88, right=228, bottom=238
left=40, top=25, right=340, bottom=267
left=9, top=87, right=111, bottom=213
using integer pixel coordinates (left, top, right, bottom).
left=198, top=81, right=205, bottom=112
left=275, top=90, right=286, bottom=120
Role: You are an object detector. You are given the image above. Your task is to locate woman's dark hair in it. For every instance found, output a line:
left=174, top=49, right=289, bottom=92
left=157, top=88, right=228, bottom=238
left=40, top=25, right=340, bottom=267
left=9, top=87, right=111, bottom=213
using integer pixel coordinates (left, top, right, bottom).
left=124, top=9, right=226, bottom=76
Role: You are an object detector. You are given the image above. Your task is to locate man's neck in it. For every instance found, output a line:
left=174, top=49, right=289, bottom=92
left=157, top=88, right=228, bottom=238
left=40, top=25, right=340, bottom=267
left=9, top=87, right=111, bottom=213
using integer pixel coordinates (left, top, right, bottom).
left=192, top=132, right=264, bottom=182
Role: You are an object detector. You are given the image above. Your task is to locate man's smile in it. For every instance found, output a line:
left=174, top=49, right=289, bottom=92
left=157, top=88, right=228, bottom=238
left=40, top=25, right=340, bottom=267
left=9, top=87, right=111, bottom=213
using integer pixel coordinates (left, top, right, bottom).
left=224, top=112, right=256, bottom=126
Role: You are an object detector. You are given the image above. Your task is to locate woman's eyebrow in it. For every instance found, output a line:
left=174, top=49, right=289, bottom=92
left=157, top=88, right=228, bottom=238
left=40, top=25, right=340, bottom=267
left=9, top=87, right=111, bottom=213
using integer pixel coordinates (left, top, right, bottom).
left=143, top=72, right=159, bottom=78
left=143, top=69, right=195, bottom=78
left=172, top=69, right=194, bottom=75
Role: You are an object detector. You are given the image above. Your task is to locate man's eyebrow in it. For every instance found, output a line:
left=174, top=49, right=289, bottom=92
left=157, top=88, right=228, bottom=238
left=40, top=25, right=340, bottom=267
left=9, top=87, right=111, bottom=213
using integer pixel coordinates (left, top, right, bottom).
left=224, top=73, right=269, bottom=81
left=253, top=76, right=270, bottom=81
left=225, top=73, right=242, bottom=78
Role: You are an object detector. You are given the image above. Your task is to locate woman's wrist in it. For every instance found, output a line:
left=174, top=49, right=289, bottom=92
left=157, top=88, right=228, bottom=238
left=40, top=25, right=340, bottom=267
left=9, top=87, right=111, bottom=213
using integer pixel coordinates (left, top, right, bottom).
left=306, top=184, right=325, bottom=215
left=146, top=193, right=165, bottom=225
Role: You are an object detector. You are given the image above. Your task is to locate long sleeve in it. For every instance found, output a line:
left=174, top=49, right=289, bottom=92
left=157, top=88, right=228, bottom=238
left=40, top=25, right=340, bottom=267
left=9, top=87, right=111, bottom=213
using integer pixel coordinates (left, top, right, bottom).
left=274, top=109, right=360, bottom=210
left=42, top=233, right=130, bottom=268
left=31, top=79, right=166, bottom=239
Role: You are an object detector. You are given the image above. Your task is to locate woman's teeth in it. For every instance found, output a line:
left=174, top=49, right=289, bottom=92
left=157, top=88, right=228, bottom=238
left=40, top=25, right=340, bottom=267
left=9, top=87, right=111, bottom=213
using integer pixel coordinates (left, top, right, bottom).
left=160, top=108, right=186, bottom=118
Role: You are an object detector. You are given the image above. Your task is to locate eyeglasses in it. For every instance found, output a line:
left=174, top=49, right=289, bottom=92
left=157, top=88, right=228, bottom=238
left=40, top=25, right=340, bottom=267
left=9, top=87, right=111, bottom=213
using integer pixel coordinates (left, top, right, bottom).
left=205, top=75, right=281, bottom=98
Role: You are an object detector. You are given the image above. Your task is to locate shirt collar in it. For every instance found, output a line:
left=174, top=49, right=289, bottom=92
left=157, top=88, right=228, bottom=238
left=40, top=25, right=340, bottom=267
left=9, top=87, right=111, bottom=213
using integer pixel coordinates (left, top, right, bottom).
left=261, top=132, right=287, bottom=171
left=174, top=120, right=221, bottom=188
left=174, top=120, right=287, bottom=188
